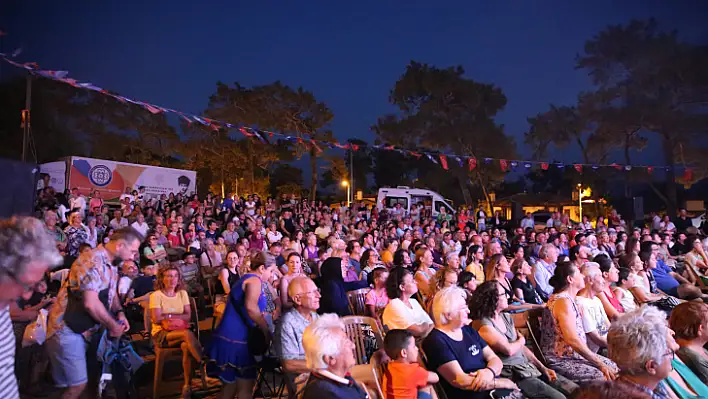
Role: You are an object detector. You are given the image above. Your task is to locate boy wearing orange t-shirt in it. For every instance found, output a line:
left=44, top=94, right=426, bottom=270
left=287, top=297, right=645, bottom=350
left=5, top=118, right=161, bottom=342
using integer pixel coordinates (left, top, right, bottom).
left=382, top=329, right=439, bottom=399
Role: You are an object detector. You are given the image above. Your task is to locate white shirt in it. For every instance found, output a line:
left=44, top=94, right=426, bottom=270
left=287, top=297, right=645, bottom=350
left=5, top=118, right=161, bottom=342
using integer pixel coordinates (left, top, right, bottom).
left=520, top=217, right=534, bottom=231
left=546, top=218, right=555, bottom=228
left=118, top=276, right=133, bottom=296
left=652, top=215, right=662, bottom=231
left=131, top=221, right=149, bottom=238
left=382, top=298, right=432, bottom=331
left=442, top=240, right=461, bottom=256
left=576, top=295, right=610, bottom=353
left=266, top=230, right=283, bottom=245
left=119, top=193, right=134, bottom=203
left=69, top=196, right=87, bottom=213
left=245, top=201, right=256, bottom=216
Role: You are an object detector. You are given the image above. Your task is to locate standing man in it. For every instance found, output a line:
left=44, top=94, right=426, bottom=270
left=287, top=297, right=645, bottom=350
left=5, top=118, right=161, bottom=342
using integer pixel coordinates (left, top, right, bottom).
left=0, top=217, right=63, bottom=398
left=46, top=227, right=141, bottom=399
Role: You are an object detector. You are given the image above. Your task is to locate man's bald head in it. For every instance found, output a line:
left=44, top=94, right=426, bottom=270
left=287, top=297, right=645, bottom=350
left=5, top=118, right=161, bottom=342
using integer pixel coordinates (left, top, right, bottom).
left=288, top=276, right=320, bottom=311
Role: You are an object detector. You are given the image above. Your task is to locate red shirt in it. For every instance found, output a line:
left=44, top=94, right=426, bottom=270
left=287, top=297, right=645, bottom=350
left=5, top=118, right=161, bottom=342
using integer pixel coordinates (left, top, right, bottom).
left=383, top=362, right=429, bottom=399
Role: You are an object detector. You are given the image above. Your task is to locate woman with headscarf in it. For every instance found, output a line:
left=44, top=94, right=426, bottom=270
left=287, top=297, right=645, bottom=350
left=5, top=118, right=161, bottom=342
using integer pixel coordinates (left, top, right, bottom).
left=317, top=257, right=367, bottom=316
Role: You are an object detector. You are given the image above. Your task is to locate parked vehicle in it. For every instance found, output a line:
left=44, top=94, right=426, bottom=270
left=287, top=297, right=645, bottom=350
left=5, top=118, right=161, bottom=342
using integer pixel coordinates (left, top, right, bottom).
left=376, top=187, right=455, bottom=217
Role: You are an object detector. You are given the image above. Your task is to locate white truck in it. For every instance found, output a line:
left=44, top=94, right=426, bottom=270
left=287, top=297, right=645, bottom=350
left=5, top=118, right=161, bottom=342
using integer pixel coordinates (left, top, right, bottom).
left=39, top=156, right=197, bottom=202
left=376, top=187, right=455, bottom=217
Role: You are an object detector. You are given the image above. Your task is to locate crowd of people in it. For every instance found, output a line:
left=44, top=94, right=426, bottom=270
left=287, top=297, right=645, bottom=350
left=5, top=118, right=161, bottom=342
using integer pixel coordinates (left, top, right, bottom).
left=1, top=185, right=707, bottom=399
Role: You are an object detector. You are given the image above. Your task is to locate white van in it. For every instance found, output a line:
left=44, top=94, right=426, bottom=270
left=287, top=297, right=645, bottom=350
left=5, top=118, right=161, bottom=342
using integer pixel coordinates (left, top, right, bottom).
left=376, top=187, right=455, bottom=217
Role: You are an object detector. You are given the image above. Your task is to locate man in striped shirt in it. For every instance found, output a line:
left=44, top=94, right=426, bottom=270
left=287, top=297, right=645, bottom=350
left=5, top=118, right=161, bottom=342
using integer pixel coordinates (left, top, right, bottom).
left=0, top=217, right=63, bottom=398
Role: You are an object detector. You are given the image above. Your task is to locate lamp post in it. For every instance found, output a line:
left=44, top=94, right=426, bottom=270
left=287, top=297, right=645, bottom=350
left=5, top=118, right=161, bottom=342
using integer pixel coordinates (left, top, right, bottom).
left=341, top=180, right=350, bottom=207
left=577, top=183, right=583, bottom=222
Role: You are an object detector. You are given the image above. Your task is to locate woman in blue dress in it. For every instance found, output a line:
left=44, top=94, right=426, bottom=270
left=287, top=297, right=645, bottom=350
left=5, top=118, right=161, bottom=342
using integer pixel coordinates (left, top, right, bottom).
left=209, top=251, right=277, bottom=399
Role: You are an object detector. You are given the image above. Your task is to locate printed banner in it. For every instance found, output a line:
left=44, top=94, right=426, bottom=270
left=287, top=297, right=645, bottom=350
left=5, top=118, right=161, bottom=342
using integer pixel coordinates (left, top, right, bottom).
left=68, top=157, right=197, bottom=201
left=38, top=161, right=67, bottom=192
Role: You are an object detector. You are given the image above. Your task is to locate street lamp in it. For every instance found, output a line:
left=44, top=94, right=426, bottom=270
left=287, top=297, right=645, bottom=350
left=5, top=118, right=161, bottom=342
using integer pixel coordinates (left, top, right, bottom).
left=577, top=183, right=583, bottom=222
left=341, top=180, right=350, bottom=207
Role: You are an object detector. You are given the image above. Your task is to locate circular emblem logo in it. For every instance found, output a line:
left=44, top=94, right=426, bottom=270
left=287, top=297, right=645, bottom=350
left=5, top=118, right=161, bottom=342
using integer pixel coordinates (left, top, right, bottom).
left=89, top=165, right=112, bottom=187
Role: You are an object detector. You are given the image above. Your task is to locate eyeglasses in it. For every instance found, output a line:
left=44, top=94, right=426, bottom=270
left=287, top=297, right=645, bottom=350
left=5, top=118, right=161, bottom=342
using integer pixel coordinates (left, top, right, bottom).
left=296, top=288, right=321, bottom=298
left=663, top=350, right=675, bottom=359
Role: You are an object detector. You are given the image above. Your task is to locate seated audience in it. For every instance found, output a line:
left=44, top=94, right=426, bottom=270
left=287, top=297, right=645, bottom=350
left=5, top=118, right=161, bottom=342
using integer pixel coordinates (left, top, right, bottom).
left=458, top=271, right=478, bottom=298
left=608, top=305, right=708, bottom=398
left=612, top=268, right=637, bottom=313
left=510, top=258, right=543, bottom=305
left=382, top=267, right=433, bottom=338
left=593, top=254, right=624, bottom=320
left=365, top=267, right=389, bottom=319
left=471, top=281, right=569, bottom=398
left=301, top=314, right=368, bottom=399
left=539, top=261, right=617, bottom=383
left=669, top=302, right=708, bottom=385
left=382, top=329, right=439, bottom=399
left=641, top=241, right=703, bottom=301
left=413, top=248, right=436, bottom=299
left=422, top=286, right=522, bottom=399
left=576, top=262, right=611, bottom=354
left=318, top=257, right=367, bottom=316
left=279, top=252, right=305, bottom=310
left=149, top=265, right=204, bottom=398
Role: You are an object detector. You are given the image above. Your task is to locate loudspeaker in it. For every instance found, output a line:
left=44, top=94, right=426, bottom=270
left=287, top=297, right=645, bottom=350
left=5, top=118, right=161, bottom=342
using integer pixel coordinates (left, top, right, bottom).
left=511, top=201, right=524, bottom=225
left=617, top=196, right=644, bottom=227
left=632, top=196, right=644, bottom=223
left=0, top=158, right=39, bottom=218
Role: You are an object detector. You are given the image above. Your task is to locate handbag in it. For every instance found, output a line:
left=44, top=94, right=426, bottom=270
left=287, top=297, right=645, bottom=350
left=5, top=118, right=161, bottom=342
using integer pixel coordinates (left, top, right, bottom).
left=500, top=362, right=542, bottom=380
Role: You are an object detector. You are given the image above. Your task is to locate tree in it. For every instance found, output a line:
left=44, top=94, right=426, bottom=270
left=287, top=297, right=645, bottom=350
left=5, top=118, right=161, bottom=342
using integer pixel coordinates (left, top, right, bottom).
left=374, top=61, right=516, bottom=208
left=346, top=138, right=372, bottom=194
left=320, top=154, right=349, bottom=191
left=206, top=81, right=333, bottom=201
left=270, top=164, right=304, bottom=198
left=575, top=18, right=708, bottom=213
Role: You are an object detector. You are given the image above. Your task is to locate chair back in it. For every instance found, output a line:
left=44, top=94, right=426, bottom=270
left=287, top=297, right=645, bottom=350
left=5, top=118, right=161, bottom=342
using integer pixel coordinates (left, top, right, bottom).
left=342, top=316, right=384, bottom=365
left=348, top=288, right=370, bottom=316
left=524, top=308, right=546, bottom=365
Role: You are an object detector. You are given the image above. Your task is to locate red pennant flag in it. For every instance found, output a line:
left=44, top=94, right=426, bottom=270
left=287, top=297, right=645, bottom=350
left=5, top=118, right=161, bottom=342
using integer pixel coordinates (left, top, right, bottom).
left=500, top=159, right=508, bottom=172
left=574, top=164, right=583, bottom=173
left=541, top=162, right=549, bottom=170
left=611, top=163, right=623, bottom=171
left=239, top=127, right=255, bottom=137
left=439, top=155, right=449, bottom=170
left=310, top=139, right=323, bottom=153
left=684, top=168, right=693, bottom=181
left=351, top=144, right=360, bottom=152
left=143, top=103, right=163, bottom=114
left=409, top=151, right=422, bottom=159
left=647, top=166, right=653, bottom=174
left=468, top=158, right=477, bottom=171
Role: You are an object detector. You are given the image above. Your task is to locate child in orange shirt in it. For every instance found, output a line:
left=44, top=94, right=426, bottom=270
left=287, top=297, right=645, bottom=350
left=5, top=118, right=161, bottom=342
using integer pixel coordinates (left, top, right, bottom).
left=382, top=329, right=439, bottom=399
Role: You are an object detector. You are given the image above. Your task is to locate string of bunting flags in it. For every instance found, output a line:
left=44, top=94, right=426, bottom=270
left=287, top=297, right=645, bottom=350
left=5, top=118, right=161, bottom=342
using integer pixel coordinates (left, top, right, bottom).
left=0, top=51, right=696, bottom=181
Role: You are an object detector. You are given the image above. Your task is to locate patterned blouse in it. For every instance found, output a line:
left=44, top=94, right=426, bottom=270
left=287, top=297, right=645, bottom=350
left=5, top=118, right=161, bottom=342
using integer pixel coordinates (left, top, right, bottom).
left=540, top=292, right=587, bottom=360
left=64, top=225, right=89, bottom=257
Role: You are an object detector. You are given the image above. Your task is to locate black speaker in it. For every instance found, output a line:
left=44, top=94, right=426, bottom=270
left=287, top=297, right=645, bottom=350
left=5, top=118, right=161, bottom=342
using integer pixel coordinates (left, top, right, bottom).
left=0, top=158, right=39, bottom=218
left=617, top=196, right=644, bottom=227
left=511, top=201, right=524, bottom=225
left=632, top=196, right=644, bottom=223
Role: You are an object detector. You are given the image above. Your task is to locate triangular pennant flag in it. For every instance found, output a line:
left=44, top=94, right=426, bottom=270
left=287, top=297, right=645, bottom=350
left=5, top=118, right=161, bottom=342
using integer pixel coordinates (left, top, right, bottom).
left=541, top=162, right=549, bottom=170
left=310, top=139, right=323, bottom=153
left=500, top=159, right=508, bottom=172
left=484, top=158, right=492, bottom=164
left=351, top=144, right=360, bottom=152
left=683, top=168, right=693, bottom=181
left=647, top=166, right=653, bottom=174
left=426, top=154, right=439, bottom=165
left=591, top=165, right=599, bottom=170
left=574, top=164, right=582, bottom=173
left=439, top=155, right=449, bottom=170
left=409, top=151, right=422, bottom=159
left=510, top=161, right=518, bottom=168
left=624, top=165, right=632, bottom=171
left=143, top=103, right=163, bottom=114
left=611, top=163, right=623, bottom=171
left=524, top=162, right=532, bottom=168
left=452, top=156, right=464, bottom=168
left=468, top=158, right=477, bottom=172
left=556, top=163, right=565, bottom=169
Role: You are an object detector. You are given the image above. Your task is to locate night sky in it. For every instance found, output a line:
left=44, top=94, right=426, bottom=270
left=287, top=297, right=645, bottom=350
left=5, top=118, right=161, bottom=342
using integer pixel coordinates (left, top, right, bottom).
left=2, top=1, right=707, bottom=164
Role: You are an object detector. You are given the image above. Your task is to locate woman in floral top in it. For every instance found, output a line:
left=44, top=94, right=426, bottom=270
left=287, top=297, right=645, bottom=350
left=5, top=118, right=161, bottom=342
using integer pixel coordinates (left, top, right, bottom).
left=540, top=261, right=617, bottom=383
left=64, top=212, right=89, bottom=257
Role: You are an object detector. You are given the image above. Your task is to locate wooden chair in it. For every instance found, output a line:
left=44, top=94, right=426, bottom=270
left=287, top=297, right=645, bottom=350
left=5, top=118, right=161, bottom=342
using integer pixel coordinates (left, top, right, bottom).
left=525, top=307, right=547, bottom=366
left=342, top=316, right=385, bottom=365
left=347, top=288, right=370, bottom=316
left=511, top=310, right=531, bottom=341
left=207, top=276, right=225, bottom=330
left=152, top=296, right=204, bottom=399
left=418, top=346, right=445, bottom=399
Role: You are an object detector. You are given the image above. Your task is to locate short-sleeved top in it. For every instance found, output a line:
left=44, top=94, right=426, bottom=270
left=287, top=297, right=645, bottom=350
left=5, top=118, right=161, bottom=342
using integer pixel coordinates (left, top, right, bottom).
left=422, top=326, right=489, bottom=399
left=275, top=309, right=319, bottom=361
left=0, top=307, right=19, bottom=398
left=382, top=298, right=432, bottom=331
left=478, top=313, right=526, bottom=366
left=575, top=296, right=610, bottom=353
left=131, top=275, right=156, bottom=298
left=48, top=246, right=118, bottom=337
left=149, top=290, right=190, bottom=335
left=383, top=362, right=429, bottom=399
left=465, top=262, right=485, bottom=285
left=511, top=276, right=542, bottom=305
left=653, top=260, right=680, bottom=293
left=676, top=347, right=708, bottom=386
left=365, top=288, right=389, bottom=317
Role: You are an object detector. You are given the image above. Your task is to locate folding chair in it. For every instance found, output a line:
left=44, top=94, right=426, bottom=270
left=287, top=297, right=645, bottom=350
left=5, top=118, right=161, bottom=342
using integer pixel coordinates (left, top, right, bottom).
left=342, top=316, right=385, bottom=365
left=253, top=357, right=287, bottom=398
left=525, top=308, right=547, bottom=366
left=347, top=288, right=370, bottom=316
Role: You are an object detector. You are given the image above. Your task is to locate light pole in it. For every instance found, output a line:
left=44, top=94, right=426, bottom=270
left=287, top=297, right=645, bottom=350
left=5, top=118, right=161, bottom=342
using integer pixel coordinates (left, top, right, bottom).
left=577, top=183, right=583, bottom=222
left=341, top=180, right=350, bottom=207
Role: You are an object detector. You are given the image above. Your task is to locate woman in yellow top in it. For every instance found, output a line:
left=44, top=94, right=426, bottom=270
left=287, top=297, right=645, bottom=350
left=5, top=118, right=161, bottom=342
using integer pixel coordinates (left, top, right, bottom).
left=380, top=238, right=398, bottom=267
left=149, top=265, right=204, bottom=398
left=464, top=244, right=485, bottom=285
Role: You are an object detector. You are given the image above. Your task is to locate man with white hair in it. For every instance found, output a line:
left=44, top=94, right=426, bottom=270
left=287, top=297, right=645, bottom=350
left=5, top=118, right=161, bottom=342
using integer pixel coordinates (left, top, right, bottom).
left=0, top=217, right=63, bottom=398
left=576, top=262, right=611, bottom=353
left=533, top=243, right=558, bottom=301
left=606, top=306, right=677, bottom=396
left=301, top=313, right=368, bottom=399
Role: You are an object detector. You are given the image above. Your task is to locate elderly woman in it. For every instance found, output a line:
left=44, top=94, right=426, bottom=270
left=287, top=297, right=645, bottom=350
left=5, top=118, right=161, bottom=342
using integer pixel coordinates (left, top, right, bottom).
left=64, top=212, right=89, bottom=257
left=609, top=305, right=708, bottom=398
left=209, top=252, right=278, bottom=399
left=422, top=287, right=521, bottom=399
left=200, top=238, right=223, bottom=275
left=670, top=302, right=708, bottom=385
left=471, top=281, right=569, bottom=399
left=539, top=261, right=617, bottom=383
left=382, top=266, right=433, bottom=338
left=149, top=265, right=204, bottom=398
left=301, top=314, right=368, bottom=398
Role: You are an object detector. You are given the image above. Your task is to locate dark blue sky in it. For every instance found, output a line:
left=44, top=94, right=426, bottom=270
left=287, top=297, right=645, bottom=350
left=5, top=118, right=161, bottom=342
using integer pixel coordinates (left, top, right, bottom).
left=2, top=1, right=707, bottom=163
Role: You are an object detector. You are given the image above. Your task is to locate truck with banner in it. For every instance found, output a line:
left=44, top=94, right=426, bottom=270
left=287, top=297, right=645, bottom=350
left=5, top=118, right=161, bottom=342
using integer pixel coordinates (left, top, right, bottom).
left=39, top=156, right=197, bottom=202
